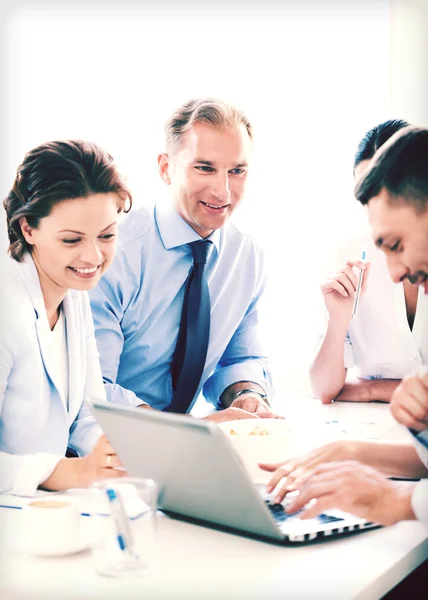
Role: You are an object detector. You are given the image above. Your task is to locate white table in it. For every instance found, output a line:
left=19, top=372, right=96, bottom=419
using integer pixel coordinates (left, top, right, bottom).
left=1, top=397, right=427, bottom=600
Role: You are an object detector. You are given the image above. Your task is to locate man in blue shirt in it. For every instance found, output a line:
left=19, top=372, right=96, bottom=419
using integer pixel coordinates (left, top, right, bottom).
left=89, top=98, right=275, bottom=422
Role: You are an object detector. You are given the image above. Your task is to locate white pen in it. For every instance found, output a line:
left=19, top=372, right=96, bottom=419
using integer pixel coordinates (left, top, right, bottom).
left=106, top=487, right=135, bottom=554
left=352, top=249, right=366, bottom=318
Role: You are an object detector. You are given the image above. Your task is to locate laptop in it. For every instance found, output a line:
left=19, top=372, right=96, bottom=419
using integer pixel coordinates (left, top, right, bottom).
left=91, top=401, right=379, bottom=544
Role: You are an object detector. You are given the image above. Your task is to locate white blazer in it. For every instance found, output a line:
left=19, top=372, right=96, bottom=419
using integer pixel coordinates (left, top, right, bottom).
left=320, top=234, right=428, bottom=379
left=0, top=252, right=103, bottom=496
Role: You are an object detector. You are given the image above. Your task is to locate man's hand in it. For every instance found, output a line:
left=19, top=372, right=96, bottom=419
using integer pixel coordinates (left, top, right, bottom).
left=285, top=461, right=415, bottom=526
left=260, top=440, right=353, bottom=502
left=390, top=369, right=428, bottom=431
left=220, top=382, right=282, bottom=418
left=202, top=407, right=275, bottom=423
left=230, top=394, right=277, bottom=418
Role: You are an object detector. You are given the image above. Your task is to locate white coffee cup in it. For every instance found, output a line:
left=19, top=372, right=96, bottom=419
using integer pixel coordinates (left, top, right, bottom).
left=218, top=418, right=295, bottom=482
left=18, top=496, right=81, bottom=555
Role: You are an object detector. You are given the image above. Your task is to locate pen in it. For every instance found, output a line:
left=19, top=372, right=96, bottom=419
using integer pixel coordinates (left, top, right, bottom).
left=115, top=486, right=137, bottom=556
left=106, top=488, right=133, bottom=553
left=352, top=249, right=366, bottom=318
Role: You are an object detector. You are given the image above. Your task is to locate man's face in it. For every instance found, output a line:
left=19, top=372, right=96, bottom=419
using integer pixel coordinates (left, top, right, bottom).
left=159, top=122, right=252, bottom=238
left=367, top=187, right=428, bottom=293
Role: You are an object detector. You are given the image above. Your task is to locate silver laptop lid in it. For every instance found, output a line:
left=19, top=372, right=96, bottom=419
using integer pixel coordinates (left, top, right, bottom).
left=91, top=401, right=377, bottom=543
left=91, top=401, right=283, bottom=541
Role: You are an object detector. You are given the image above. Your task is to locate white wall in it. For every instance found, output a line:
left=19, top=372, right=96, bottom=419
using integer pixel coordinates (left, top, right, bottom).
left=1, top=0, right=394, bottom=399
left=390, top=0, right=428, bottom=126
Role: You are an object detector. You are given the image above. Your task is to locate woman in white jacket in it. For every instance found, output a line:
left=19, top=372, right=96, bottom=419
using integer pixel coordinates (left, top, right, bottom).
left=309, top=119, right=428, bottom=405
left=0, top=140, right=132, bottom=495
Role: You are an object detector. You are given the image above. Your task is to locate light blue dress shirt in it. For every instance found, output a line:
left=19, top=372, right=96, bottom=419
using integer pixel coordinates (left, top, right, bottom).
left=89, top=198, right=273, bottom=412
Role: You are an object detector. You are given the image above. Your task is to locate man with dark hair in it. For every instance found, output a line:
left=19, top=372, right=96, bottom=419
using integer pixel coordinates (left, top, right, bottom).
left=268, top=126, right=428, bottom=527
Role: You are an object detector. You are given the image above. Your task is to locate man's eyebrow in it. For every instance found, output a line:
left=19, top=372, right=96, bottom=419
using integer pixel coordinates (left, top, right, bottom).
left=194, top=159, right=214, bottom=166
left=193, top=159, right=248, bottom=168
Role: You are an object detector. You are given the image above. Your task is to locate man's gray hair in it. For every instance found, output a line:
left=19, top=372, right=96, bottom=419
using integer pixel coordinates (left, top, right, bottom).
left=165, top=97, right=253, bottom=153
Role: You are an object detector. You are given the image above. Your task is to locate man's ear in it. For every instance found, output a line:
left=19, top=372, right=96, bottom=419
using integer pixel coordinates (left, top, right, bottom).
left=19, top=217, right=35, bottom=246
left=158, top=153, right=171, bottom=185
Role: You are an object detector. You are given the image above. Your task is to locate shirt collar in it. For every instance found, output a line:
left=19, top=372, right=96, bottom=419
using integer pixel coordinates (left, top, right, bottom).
left=155, top=196, right=221, bottom=254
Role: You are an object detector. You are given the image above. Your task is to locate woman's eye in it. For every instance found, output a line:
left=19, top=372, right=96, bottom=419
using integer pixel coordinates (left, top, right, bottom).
left=62, top=239, right=80, bottom=245
left=100, top=234, right=115, bottom=240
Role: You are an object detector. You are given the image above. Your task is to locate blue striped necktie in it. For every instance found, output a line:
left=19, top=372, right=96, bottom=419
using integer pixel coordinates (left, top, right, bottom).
left=168, top=240, right=212, bottom=413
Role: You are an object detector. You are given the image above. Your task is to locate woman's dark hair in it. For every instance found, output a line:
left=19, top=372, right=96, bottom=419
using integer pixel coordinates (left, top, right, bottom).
left=355, top=126, right=428, bottom=211
left=3, top=140, right=133, bottom=261
left=354, top=119, right=409, bottom=171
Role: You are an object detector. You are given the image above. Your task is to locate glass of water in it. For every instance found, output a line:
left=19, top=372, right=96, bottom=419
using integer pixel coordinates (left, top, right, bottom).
left=90, top=477, right=159, bottom=577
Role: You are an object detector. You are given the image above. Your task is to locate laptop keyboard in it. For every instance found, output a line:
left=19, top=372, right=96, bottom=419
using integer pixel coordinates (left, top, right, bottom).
left=265, top=500, right=343, bottom=525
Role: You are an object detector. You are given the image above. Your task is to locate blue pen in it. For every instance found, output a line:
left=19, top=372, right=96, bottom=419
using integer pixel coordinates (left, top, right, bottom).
left=352, top=249, right=366, bottom=318
left=106, top=488, right=128, bottom=552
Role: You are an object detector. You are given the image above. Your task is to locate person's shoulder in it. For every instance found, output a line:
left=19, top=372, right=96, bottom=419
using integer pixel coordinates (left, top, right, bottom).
left=0, top=251, right=28, bottom=300
left=117, top=206, right=156, bottom=252
left=0, top=253, right=33, bottom=341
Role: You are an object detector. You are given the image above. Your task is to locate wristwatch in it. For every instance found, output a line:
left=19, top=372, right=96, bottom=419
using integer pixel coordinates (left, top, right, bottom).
left=233, top=388, right=268, bottom=402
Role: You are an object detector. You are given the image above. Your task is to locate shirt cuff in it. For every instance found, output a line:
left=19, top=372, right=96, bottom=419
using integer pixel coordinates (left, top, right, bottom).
left=11, top=454, right=64, bottom=497
left=409, top=429, right=428, bottom=468
left=203, top=360, right=273, bottom=408
left=411, top=479, right=428, bottom=527
left=104, top=382, right=148, bottom=408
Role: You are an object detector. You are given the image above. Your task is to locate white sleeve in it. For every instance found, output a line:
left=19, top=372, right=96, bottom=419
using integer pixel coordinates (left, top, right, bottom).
left=411, top=479, right=428, bottom=526
left=0, top=315, right=64, bottom=496
left=0, top=452, right=64, bottom=496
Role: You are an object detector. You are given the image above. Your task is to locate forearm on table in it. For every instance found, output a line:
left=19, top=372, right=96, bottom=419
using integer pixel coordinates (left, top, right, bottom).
left=352, top=440, right=428, bottom=478
left=334, top=378, right=401, bottom=403
left=310, top=321, right=348, bottom=404
left=355, top=378, right=401, bottom=403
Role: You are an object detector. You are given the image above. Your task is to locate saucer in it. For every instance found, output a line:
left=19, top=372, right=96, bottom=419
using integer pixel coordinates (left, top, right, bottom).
left=21, top=535, right=91, bottom=557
